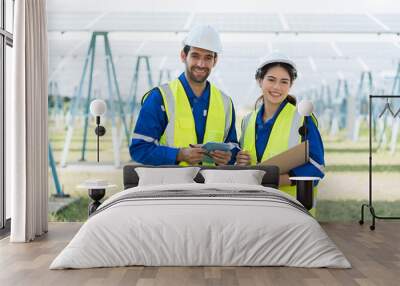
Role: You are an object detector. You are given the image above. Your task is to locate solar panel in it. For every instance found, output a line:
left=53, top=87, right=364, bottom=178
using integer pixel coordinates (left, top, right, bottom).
left=271, top=42, right=337, bottom=58
left=336, top=42, right=400, bottom=58
left=47, top=12, right=400, bottom=110
left=362, top=58, right=399, bottom=72
left=48, top=12, right=103, bottom=31
left=48, top=36, right=90, bottom=58
left=221, top=42, right=269, bottom=58
left=374, top=14, right=400, bottom=31
left=48, top=12, right=189, bottom=32
left=314, top=58, right=362, bottom=73
left=285, top=14, right=383, bottom=32
left=93, top=12, right=189, bottom=32
left=191, top=13, right=284, bottom=32
left=139, top=41, right=182, bottom=57
left=217, top=58, right=259, bottom=73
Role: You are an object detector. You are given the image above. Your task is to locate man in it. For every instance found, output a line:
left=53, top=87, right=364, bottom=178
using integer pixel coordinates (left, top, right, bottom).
left=130, top=25, right=238, bottom=166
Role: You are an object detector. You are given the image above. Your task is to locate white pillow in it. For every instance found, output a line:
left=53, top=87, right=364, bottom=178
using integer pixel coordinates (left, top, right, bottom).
left=135, top=167, right=200, bottom=186
left=200, top=169, right=266, bottom=185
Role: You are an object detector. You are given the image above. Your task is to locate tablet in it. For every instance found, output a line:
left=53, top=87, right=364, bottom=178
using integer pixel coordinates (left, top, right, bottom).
left=201, top=142, right=232, bottom=163
left=202, top=142, right=232, bottom=152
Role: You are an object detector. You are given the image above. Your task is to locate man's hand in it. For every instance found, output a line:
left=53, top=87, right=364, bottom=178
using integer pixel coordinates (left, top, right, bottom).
left=235, top=150, right=251, bottom=166
left=177, top=147, right=205, bottom=165
left=210, top=150, right=232, bottom=165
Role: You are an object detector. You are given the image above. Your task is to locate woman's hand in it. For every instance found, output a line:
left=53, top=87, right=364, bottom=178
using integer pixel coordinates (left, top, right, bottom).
left=236, top=150, right=251, bottom=166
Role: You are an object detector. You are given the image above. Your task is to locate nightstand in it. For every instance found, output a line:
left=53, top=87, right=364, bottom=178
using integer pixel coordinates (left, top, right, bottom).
left=289, top=177, right=321, bottom=210
left=77, top=180, right=116, bottom=216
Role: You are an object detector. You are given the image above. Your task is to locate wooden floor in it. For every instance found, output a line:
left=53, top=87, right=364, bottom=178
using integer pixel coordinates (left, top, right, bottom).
left=0, top=222, right=399, bottom=286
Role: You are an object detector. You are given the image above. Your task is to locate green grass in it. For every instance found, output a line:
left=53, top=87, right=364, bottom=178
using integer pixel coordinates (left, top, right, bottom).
left=325, top=148, right=370, bottom=153
left=317, top=200, right=400, bottom=222
left=50, top=197, right=400, bottom=223
left=50, top=196, right=90, bottom=222
left=326, top=165, right=400, bottom=172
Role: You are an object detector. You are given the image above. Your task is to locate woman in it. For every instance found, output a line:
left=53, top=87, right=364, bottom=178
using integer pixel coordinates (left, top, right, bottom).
left=236, top=52, right=325, bottom=215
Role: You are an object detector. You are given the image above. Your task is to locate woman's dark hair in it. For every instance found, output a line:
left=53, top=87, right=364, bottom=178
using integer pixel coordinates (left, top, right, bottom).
left=254, top=62, right=297, bottom=110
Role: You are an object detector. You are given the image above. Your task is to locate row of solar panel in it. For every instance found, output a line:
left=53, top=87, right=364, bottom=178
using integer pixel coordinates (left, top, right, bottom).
left=47, top=12, right=400, bottom=32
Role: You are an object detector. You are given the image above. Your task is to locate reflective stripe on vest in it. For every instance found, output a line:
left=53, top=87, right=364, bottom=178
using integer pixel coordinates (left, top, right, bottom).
left=156, top=79, right=232, bottom=165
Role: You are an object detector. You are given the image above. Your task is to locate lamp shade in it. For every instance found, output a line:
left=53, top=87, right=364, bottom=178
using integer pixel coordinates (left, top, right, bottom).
left=90, top=99, right=107, bottom=116
left=297, top=99, right=314, bottom=116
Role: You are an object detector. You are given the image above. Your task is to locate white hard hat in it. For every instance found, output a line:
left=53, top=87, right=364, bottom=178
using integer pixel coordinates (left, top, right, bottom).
left=257, top=51, right=297, bottom=72
left=183, top=25, right=222, bottom=54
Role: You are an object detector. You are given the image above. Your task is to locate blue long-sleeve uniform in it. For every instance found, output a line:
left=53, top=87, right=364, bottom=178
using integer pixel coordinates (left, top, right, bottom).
left=249, top=99, right=325, bottom=181
left=130, top=73, right=239, bottom=165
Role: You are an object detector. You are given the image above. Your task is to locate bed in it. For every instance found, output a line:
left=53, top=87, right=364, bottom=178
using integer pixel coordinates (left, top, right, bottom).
left=50, top=165, right=350, bottom=269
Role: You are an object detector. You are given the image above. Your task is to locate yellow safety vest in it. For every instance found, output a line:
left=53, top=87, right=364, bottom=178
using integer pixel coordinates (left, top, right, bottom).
left=148, top=78, right=233, bottom=166
left=241, top=102, right=318, bottom=216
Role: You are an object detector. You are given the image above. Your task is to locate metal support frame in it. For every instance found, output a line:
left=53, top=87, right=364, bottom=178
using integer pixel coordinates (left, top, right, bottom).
left=61, top=32, right=130, bottom=167
left=80, top=33, right=98, bottom=161
left=375, top=63, right=400, bottom=151
left=48, top=81, right=64, bottom=129
left=104, top=41, right=120, bottom=167
left=48, top=142, right=69, bottom=197
left=128, top=55, right=154, bottom=133
left=389, top=63, right=400, bottom=153
left=320, top=84, right=332, bottom=108
left=330, top=79, right=350, bottom=136
left=360, top=95, right=400, bottom=230
left=104, top=34, right=131, bottom=148
left=392, top=63, right=400, bottom=95
left=318, top=84, right=333, bottom=132
left=49, top=81, right=61, bottom=116
left=309, top=87, right=320, bottom=113
left=158, top=68, right=171, bottom=85
left=352, top=71, right=373, bottom=141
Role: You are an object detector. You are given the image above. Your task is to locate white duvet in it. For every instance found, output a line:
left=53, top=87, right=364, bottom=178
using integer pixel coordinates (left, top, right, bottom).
left=50, top=183, right=351, bottom=269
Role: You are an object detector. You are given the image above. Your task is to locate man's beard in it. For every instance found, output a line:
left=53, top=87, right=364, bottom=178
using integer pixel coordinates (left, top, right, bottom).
left=186, top=65, right=210, bottom=84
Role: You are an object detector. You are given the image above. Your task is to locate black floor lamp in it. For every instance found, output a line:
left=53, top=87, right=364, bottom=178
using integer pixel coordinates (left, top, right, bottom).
left=291, top=99, right=315, bottom=210
left=85, top=99, right=108, bottom=215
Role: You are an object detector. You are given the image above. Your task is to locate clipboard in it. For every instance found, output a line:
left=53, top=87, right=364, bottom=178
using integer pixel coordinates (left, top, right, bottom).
left=258, top=141, right=309, bottom=174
